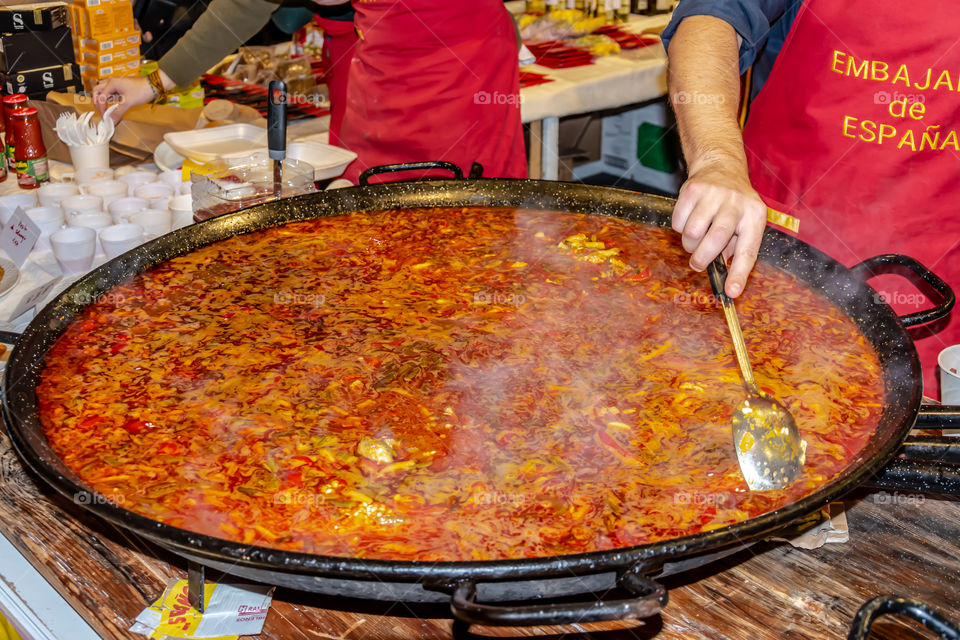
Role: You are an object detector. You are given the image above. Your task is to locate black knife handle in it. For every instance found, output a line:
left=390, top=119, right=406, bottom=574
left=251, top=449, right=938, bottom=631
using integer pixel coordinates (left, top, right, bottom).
left=707, top=255, right=730, bottom=302
left=268, top=80, right=287, bottom=161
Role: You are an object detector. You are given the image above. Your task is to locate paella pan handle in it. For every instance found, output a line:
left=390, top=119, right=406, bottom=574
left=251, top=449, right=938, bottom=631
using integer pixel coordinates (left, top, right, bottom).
left=848, top=595, right=960, bottom=640
left=357, top=161, right=464, bottom=186
left=848, top=254, right=955, bottom=327
left=449, top=569, right=667, bottom=627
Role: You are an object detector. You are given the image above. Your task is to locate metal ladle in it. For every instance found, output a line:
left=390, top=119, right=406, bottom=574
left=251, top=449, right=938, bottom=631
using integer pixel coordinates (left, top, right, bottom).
left=707, top=256, right=805, bottom=490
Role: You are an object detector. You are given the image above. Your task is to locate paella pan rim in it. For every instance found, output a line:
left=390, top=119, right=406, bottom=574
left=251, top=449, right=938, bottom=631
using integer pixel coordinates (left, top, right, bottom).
left=1, top=178, right=922, bottom=583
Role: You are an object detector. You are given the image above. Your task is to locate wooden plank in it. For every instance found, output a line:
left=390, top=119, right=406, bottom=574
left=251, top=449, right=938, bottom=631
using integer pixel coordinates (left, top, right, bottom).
left=2, top=428, right=958, bottom=640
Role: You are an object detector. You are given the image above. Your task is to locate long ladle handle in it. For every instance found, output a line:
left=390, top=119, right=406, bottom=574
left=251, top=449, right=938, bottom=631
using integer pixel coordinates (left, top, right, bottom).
left=707, top=256, right=760, bottom=394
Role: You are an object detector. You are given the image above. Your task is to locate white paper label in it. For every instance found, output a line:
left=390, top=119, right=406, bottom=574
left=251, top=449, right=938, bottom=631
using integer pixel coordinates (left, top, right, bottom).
left=0, top=206, right=40, bottom=266
left=7, top=277, right=62, bottom=321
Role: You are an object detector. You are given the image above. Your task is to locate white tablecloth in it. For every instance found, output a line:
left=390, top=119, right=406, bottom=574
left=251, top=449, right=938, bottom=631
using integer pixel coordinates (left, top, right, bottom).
left=518, top=13, right=672, bottom=123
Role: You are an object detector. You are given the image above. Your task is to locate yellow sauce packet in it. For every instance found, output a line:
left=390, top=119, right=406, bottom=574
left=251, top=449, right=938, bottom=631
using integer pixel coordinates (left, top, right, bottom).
left=130, top=578, right=273, bottom=639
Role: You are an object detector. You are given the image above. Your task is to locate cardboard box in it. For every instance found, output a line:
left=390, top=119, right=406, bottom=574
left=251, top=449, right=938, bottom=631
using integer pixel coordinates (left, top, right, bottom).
left=0, top=27, right=73, bottom=73
left=81, top=29, right=138, bottom=51
left=26, top=82, right=78, bottom=100
left=81, top=45, right=136, bottom=66
left=1, top=62, right=79, bottom=93
left=80, top=55, right=137, bottom=88
left=77, top=0, right=131, bottom=38
left=0, top=2, right=69, bottom=32
left=571, top=99, right=684, bottom=195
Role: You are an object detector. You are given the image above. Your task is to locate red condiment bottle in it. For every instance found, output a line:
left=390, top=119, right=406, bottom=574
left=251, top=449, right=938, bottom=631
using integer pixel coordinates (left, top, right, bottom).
left=10, top=106, right=48, bottom=189
left=0, top=105, right=4, bottom=182
left=2, top=94, right=27, bottom=177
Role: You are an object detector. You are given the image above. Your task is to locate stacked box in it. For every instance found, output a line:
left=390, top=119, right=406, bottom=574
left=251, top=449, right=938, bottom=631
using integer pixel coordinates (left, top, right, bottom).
left=0, top=2, right=81, bottom=98
left=67, top=0, right=139, bottom=91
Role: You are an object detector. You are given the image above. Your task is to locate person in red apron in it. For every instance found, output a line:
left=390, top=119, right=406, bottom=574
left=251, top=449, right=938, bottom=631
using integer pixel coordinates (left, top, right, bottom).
left=666, top=2, right=960, bottom=398
left=339, top=0, right=528, bottom=183
left=314, top=16, right=358, bottom=147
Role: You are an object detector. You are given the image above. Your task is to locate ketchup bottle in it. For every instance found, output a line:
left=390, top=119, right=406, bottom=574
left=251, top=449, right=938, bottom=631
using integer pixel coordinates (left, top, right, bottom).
left=2, top=94, right=27, bottom=177
left=10, top=107, right=48, bottom=189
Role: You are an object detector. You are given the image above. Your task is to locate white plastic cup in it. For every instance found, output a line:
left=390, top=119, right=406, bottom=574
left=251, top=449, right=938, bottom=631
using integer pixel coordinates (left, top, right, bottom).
left=108, top=197, right=149, bottom=224
left=100, top=223, right=144, bottom=259
left=158, top=169, right=182, bottom=191
left=0, top=192, right=38, bottom=224
left=50, top=226, right=96, bottom=275
left=25, top=206, right=64, bottom=251
left=62, top=194, right=104, bottom=219
left=69, top=212, right=112, bottom=230
left=169, top=194, right=193, bottom=229
left=939, top=345, right=960, bottom=413
left=180, top=181, right=191, bottom=195
left=84, top=180, right=128, bottom=209
left=118, top=170, right=158, bottom=194
left=61, top=167, right=113, bottom=184
left=130, top=209, right=172, bottom=239
left=134, top=182, right=174, bottom=202
left=37, top=182, right=79, bottom=206
left=67, top=142, right=109, bottom=171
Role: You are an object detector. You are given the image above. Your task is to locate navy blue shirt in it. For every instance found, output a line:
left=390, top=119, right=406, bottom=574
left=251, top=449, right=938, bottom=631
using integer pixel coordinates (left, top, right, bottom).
left=661, top=0, right=804, bottom=99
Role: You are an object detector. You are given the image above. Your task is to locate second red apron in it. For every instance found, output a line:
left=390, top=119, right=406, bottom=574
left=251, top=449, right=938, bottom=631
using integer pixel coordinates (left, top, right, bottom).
left=338, top=0, right=527, bottom=182
left=742, top=0, right=960, bottom=397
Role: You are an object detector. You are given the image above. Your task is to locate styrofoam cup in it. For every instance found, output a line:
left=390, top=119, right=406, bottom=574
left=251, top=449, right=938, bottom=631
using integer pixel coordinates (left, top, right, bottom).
left=158, top=169, right=182, bottom=190
left=62, top=194, right=103, bottom=219
left=169, top=193, right=193, bottom=229
left=84, top=180, right=128, bottom=209
left=0, top=192, right=38, bottom=224
left=61, top=167, right=113, bottom=184
left=130, top=209, right=171, bottom=239
left=939, top=345, right=960, bottom=415
left=50, top=226, right=96, bottom=275
left=67, top=142, right=109, bottom=171
left=134, top=182, right=174, bottom=202
left=25, top=206, right=64, bottom=251
left=37, top=182, right=79, bottom=206
left=69, top=212, right=112, bottom=230
left=108, top=197, right=149, bottom=224
left=118, top=170, right=157, bottom=194
left=100, top=223, right=144, bottom=259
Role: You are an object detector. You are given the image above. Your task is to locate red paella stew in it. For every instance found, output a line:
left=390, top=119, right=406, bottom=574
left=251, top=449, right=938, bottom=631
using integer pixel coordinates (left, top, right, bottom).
left=37, top=207, right=884, bottom=561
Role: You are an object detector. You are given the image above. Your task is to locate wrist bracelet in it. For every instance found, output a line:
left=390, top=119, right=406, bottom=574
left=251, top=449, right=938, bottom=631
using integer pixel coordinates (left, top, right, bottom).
left=148, top=69, right=168, bottom=104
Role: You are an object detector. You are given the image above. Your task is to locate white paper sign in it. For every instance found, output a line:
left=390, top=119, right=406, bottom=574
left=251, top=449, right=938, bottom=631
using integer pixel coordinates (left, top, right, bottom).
left=0, top=206, right=40, bottom=266
left=7, top=277, right=62, bottom=322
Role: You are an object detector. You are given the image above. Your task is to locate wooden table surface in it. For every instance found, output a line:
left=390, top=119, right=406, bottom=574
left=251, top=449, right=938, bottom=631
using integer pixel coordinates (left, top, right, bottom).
left=1, top=427, right=958, bottom=640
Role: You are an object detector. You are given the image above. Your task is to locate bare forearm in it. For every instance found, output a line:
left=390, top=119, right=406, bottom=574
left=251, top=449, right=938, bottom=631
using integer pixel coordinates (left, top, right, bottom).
left=667, top=15, right=746, bottom=174
left=665, top=15, right=768, bottom=298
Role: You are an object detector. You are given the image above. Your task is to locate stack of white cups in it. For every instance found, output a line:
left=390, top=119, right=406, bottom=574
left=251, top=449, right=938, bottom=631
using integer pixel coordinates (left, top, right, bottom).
left=12, top=166, right=194, bottom=276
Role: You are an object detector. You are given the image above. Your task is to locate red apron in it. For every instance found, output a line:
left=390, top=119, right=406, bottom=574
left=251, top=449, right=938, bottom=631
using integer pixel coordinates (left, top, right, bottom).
left=338, top=0, right=527, bottom=182
left=314, top=16, right=358, bottom=147
left=742, top=0, right=960, bottom=398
